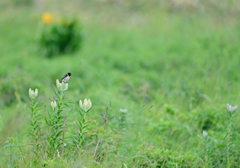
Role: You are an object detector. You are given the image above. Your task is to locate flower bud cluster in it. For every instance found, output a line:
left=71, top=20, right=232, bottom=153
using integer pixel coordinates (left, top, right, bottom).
left=29, top=88, right=38, bottom=99
left=56, top=79, right=68, bottom=92
left=79, top=98, right=92, bottom=112
left=51, top=101, right=57, bottom=110
left=227, top=104, right=237, bottom=114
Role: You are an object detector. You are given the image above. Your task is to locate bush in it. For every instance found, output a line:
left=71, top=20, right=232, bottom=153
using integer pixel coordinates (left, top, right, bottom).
left=37, top=13, right=82, bottom=57
left=0, top=74, right=35, bottom=106
left=138, top=148, right=200, bottom=167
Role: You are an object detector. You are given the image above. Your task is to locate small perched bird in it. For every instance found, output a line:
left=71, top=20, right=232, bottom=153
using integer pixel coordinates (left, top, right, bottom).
left=61, top=72, right=71, bottom=83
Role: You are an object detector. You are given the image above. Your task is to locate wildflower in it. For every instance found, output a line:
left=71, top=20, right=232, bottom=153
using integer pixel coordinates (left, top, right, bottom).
left=202, top=130, right=208, bottom=137
left=79, top=98, right=92, bottom=112
left=34, top=89, right=38, bottom=97
left=61, top=83, right=68, bottom=91
left=29, top=88, right=33, bottom=98
left=227, top=103, right=237, bottom=114
left=85, top=98, right=92, bottom=109
left=51, top=101, right=57, bottom=110
left=56, top=79, right=68, bottom=92
left=56, top=79, right=60, bottom=89
left=42, top=13, right=52, bottom=24
left=56, top=150, right=60, bottom=158
left=29, top=88, right=38, bottom=99
left=120, top=108, right=127, bottom=112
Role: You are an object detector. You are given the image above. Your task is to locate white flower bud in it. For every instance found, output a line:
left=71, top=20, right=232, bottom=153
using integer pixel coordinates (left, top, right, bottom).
left=29, top=88, right=38, bottom=99
left=56, top=79, right=60, bottom=89
left=34, top=89, right=38, bottom=97
left=227, top=103, right=238, bottom=114
left=63, top=83, right=68, bottom=91
left=79, top=98, right=92, bottom=112
left=86, top=99, right=92, bottom=109
left=79, top=100, right=83, bottom=108
left=120, top=108, right=127, bottom=112
left=202, top=130, right=208, bottom=137
left=56, top=79, right=68, bottom=92
left=51, top=101, right=57, bottom=110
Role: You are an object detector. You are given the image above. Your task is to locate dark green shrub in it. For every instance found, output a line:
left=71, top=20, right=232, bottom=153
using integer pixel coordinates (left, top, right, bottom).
left=38, top=14, right=82, bottom=57
left=0, top=74, right=32, bottom=106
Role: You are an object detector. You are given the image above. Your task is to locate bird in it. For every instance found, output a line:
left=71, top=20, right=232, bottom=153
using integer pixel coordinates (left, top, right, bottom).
left=61, top=72, right=71, bottom=83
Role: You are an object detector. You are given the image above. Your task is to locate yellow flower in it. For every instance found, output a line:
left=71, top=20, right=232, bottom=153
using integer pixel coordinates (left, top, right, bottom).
left=42, top=13, right=52, bottom=24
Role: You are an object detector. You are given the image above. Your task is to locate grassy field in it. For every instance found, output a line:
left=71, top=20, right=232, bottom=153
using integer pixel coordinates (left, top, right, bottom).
left=0, top=1, right=240, bottom=167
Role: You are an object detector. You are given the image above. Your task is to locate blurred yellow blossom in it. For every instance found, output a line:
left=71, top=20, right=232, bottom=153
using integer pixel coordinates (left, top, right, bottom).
left=42, top=13, right=52, bottom=24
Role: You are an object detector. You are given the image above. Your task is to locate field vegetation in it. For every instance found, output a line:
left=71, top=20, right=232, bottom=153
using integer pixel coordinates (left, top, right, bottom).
left=0, top=0, right=240, bottom=167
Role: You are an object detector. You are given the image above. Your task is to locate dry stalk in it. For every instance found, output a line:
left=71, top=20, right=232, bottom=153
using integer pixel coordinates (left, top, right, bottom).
left=93, top=107, right=113, bottom=158
left=142, top=129, right=156, bottom=153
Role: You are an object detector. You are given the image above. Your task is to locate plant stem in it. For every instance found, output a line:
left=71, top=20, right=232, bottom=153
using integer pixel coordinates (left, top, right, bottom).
left=93, top=119, right=106, bottom=158
left=227, top=114, right=233, bottom=168
left=62, top=116, right=66, bottom=157
left=38, top=121, right=44, bottom=152
left=204, top=138, right=208, bottom=167
left=93, top=108, right=109, bottom=158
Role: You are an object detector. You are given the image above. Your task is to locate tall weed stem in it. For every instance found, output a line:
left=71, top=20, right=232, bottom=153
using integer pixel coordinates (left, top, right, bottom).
left=226, top=103, right=237, bottom=168
left=226, top=114, right=233, bottom=168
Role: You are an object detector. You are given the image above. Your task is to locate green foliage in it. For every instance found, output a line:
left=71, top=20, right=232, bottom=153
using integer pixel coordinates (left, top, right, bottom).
left=26, top=98, right=42, bottom=154
left=115, top=109, right=128, bottom=132
left=24, top=80, right=94, bottom=162
left=1, top=1, right=240, bottom=167
left=5, top=0, right=33, bottom=6
left=136, top=148, right=200, bottom=167
left=42, top=157, right=68, bottom=168
left=0, top=137, right=24, bottom=167
left=38, top=17, right=82, bottom=57
left=73, top=108, right=92, bottom=150
left=44, top=87, right=67, bottom=157
left=0, top=74, right=31, bottom=107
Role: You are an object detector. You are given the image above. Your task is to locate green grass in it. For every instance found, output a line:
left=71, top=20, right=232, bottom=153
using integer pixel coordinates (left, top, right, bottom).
left=0, top=1, right=240, bottom=167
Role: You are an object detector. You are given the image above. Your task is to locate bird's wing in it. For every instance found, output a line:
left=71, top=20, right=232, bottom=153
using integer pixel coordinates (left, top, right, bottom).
left=61, top=74, right=68, bottom=82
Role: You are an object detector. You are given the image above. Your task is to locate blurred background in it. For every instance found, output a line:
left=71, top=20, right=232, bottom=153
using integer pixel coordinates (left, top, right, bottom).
left=0, top=0, right=240, bottom=167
